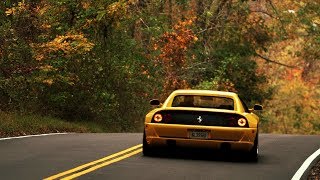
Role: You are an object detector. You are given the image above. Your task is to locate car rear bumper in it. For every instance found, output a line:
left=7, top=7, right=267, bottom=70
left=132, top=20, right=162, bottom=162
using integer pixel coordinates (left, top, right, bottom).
left=144, top=123, right=257, bottom=151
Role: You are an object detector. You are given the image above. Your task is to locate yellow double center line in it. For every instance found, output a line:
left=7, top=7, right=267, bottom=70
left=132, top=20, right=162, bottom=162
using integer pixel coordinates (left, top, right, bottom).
left=44, top=144, right=142, bottom=180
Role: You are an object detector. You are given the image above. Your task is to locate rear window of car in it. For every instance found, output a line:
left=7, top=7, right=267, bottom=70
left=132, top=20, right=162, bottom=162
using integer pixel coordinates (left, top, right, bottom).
left=171, top=95, right=234, bottom=110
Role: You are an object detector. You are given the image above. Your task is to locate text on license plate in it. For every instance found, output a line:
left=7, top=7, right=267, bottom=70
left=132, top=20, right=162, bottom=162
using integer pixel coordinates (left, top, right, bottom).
left=189, top=130, right=209, bottom=139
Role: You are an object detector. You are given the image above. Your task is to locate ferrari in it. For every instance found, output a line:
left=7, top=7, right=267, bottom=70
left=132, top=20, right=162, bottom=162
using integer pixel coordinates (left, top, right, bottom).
left=143, top=90, right=263, bottom=160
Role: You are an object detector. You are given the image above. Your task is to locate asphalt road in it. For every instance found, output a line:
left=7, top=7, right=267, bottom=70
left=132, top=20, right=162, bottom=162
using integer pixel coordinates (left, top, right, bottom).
left=0, top=133, right=319, bottom=180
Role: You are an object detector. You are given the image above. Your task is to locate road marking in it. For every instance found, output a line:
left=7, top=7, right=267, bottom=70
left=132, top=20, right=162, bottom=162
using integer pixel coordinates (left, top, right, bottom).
left=0, top=133, right=69, bottom=141
left=61, top=149, right=142, bottom=180
left=291, top=148, right=320, bottom=180
left=44, top=144, right=142, bottom=180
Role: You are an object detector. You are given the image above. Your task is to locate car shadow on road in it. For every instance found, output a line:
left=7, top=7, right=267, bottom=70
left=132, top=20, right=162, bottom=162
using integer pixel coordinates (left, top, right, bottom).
left=143, top=147, right=262, bottom=164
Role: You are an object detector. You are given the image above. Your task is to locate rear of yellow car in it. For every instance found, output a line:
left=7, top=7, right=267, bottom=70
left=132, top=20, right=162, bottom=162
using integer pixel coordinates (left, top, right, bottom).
left=144, top=109, right=257, bottom=154
left=143, top=90, right=260, bottom=160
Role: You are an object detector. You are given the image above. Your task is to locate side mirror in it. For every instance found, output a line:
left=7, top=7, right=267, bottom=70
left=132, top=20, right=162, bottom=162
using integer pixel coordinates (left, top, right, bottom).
left=150, top=99, right=160, bottom=106
left=253, top=104, right=263, bottom=111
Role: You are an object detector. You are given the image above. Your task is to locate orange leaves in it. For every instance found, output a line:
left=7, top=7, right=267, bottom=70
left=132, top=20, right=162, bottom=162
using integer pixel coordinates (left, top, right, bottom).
left=284, top=68, right=303, bottom=81
left=48, top=33, right=94, bottom=54
left=262, top=76, right=320, bottom=134
left=107, top=1, right=128, bottom=17
left=39, top=65, right=56, bottom=72
left=97, top=0, right=130, bottom=22
left=32, top=32, right=94, bottom=61
left=30, top=32, right=94, bottom=87
left=81, top=1, right=91, bottom=10
left=173, top=18, right=194, bottom=30
left=5, top=8, right=16, bottom=16
left=5, top=1, right=28, bottom=16
left=153, top=18, right=197, bottom=93
left=42, top=79, right=54, bottom=86
left=155, top=18, right=197, bottom=65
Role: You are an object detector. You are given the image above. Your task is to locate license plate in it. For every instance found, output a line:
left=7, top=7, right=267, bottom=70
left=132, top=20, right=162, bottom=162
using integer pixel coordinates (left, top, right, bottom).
left=189, top=130, right=209, bottom=139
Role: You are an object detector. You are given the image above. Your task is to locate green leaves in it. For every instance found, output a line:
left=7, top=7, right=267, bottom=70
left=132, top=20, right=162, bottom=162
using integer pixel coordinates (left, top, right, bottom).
left=1, top=0, right=318, bottom=133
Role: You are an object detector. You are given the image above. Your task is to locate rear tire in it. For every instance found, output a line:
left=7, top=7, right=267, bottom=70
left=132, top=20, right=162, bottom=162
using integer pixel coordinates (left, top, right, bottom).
left=143, top=131, right=154, bottom=156
left=248, top=133, right=259, bottom=162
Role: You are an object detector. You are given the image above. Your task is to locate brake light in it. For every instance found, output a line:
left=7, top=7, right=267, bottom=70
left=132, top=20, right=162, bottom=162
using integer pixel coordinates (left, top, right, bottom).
left=153, top=114, right=163, bottom=122
left=238, top=118, right=247, bottom=127
left=152, top=113, right=172, bottom=123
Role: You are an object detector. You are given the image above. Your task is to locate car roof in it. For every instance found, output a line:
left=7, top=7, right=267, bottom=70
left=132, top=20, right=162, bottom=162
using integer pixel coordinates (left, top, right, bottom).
left=171, top=89, right=238, bottom=97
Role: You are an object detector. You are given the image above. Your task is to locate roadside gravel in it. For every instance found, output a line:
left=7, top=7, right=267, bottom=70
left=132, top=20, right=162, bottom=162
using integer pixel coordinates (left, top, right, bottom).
left=308, top=160, right=320, bottom=179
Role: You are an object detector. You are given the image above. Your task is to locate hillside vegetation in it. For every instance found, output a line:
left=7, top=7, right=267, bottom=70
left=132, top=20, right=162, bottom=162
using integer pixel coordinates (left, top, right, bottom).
left=0, top=0, right=318, bottom=136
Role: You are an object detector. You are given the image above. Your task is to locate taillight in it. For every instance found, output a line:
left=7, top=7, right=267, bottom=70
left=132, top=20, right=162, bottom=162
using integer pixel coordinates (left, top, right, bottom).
left=152, top=113, right=172, bottom=123
left=238, top=118, right=247, bottom=127
left=228, top=116, right=248, bottom=127
left=153, top=114, right=162, bottom=122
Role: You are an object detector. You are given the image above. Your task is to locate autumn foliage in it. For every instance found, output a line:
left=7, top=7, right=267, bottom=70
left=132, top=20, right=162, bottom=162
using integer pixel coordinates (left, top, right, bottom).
left=154, top=18, right=198, bottom=97
left=0, top=0, right=319, bottom=134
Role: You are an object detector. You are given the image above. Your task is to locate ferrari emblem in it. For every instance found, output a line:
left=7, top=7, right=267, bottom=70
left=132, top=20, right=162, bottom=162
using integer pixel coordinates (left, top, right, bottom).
left=197, top=116, right=202, bottom=123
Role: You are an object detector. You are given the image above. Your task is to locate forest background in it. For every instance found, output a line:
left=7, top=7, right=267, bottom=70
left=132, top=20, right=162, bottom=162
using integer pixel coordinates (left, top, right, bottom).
left=0, top=0, right=319, bottom=137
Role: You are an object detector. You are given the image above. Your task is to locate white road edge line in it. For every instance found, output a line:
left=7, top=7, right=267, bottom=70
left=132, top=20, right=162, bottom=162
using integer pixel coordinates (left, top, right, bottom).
left=0, top=133, right=70, bottom=141
left=291, top=148, right=320, bottom=180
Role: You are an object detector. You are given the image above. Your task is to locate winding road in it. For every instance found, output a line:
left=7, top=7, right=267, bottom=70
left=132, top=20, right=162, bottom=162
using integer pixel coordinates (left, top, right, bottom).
left=0, top=133, right=319, bottom=179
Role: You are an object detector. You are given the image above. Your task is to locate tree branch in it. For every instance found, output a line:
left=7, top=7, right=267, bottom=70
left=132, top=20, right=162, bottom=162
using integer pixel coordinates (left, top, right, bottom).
left=255, top=53, right=297, bottom=68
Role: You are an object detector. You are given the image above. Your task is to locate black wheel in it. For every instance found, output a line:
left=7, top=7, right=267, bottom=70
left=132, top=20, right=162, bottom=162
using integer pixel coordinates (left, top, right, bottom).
left=248, top=133, right=259, bottom=161
left=143, top=131, right=154, bottom=156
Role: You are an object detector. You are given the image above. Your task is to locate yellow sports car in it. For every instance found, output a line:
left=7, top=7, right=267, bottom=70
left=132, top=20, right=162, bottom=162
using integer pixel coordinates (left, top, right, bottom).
left=143, top=90, right=263, bottom=160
